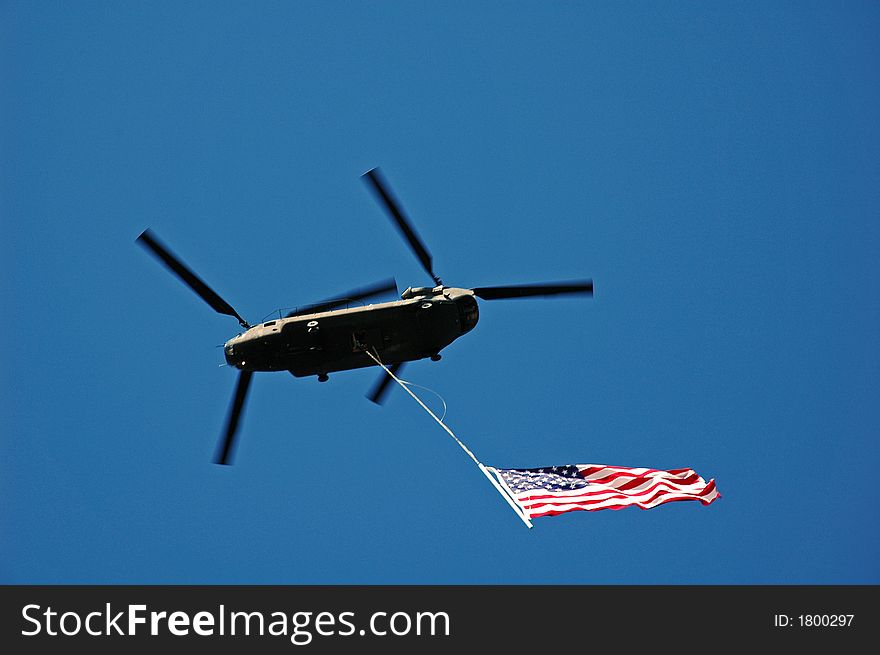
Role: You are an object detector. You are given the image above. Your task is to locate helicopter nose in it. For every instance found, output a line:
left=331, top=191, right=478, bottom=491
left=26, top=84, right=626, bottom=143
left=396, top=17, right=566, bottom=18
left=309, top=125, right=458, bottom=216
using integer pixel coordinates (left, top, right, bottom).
left=455, top=294, right=479, bottom=334
left=224, top=342, right=239, bottom=367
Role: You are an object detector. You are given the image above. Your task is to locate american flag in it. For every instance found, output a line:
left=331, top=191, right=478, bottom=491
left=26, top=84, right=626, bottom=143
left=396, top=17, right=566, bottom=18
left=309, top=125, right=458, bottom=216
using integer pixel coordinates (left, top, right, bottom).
left=491, top=464, right=720, bottom=519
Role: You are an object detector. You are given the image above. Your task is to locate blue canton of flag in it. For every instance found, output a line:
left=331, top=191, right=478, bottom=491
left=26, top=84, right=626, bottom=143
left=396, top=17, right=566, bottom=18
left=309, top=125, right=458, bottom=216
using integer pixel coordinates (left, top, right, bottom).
left=496, top=466, right=590, bottom=493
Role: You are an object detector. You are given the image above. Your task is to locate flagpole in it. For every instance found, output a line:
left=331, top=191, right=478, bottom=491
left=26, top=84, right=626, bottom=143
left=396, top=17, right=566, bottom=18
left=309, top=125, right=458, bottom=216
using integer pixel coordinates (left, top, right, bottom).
left=366, top=350, right=533, bottom=529
left=478, top=464, right=533, bottom=529
left=486, top=465, right=532, bottom=521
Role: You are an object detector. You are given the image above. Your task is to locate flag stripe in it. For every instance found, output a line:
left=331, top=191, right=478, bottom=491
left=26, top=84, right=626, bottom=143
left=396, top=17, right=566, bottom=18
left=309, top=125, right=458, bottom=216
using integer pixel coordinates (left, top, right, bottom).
left=579, top=468, right=700, bottom=485
left=578, top=465, right=694, bottom=476
left=516, top=476, right=714, bottom=504
left=523, top=490, right=708, bottom=511
left=520, top=482, right=720, bottom=511
left=530, top=492, right=720, bottom=518
left=521, top=489, right=722, bottom=516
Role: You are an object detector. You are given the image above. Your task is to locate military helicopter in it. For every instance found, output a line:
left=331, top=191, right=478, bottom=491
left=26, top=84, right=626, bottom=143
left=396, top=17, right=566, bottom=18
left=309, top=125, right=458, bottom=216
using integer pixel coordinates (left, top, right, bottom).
left=137, top=168, right=593, bottom=465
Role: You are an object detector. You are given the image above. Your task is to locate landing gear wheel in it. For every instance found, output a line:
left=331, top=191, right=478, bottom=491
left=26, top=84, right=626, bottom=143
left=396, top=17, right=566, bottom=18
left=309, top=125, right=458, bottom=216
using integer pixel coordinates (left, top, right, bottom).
left=430, top=354, right=442, bottom=362
left=317, top=373, right=329, bottom=382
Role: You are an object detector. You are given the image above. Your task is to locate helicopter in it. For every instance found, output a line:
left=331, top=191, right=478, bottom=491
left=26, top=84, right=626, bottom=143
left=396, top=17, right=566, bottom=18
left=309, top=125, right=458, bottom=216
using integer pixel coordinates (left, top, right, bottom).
left=137, top=168, right=593, bottom=465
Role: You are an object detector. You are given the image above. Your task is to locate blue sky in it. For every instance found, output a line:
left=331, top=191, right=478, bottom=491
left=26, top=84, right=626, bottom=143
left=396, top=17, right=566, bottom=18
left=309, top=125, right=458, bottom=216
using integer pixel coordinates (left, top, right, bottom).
left=2, top=1, right=878, bottom=583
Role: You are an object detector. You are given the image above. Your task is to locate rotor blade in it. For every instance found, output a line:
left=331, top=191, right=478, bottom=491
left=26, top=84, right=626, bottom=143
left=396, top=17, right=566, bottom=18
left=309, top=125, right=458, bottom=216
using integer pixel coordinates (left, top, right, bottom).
left=361, top=168, right=441, bottom=285
left=213, top=370, right=253, bottom=465
left=471, top=280, right=593, bottom=300
left=366, top=362, right=404, bottom=405
left=136, top=228, right=250, bottom=328
left=286, top=278, right=398, bottom=318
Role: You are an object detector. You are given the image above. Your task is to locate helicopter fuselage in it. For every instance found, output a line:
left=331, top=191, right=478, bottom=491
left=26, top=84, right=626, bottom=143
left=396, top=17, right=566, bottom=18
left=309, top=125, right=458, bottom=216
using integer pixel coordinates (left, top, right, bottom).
left=223, top=287, right=479, bottom=378
left=137, top=167, right=592, bottom=464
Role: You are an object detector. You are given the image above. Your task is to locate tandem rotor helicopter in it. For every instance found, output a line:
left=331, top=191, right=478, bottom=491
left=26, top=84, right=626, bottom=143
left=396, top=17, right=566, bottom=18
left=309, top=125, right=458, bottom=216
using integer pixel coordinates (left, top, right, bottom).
left=137, top=168, right=593, bottom=465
